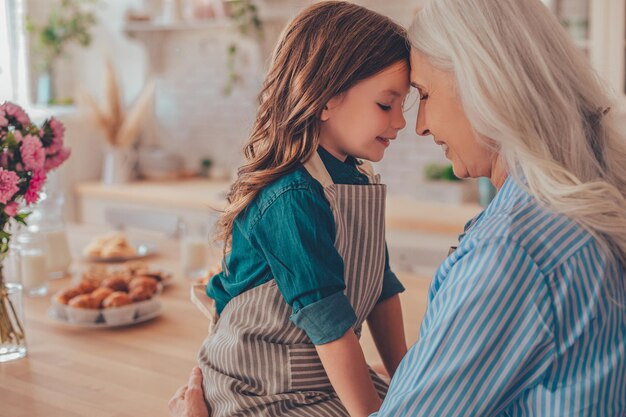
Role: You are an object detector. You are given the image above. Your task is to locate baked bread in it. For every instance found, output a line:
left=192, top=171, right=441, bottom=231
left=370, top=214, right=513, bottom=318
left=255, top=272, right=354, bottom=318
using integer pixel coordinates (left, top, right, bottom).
left=82, top=232, right=136, bottom=259
left=89, top=287, right=114, bottom=308
left=68, top=294, right=98, bottom=309
left=128, top=276, right=158, bottom=294
left=77, top=278, right=100, bottom=294
left=129, top=287, right=153, bottom=302
left=102, top=292, right=133, bottom=308
left=55, top=287, right=83, bottom=305
left=101, top=276, right=129, bottom=292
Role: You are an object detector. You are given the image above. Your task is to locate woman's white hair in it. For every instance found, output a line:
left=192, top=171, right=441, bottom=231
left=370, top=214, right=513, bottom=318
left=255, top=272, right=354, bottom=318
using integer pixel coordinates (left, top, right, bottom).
left=409, top=0, right=626, bottom=272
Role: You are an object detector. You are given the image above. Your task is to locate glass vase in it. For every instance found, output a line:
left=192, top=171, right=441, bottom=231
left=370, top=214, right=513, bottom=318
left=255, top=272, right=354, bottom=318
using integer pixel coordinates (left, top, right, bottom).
left=0, top=280, right=27, bottom=363
left=102, top=147, right=135, bottom=185
left=36, top=70, right=53, bottom=106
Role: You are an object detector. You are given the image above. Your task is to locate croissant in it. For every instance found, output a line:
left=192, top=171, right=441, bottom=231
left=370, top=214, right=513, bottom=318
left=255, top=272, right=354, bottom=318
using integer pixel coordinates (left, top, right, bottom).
left=102, top=292, right=133, bottom=308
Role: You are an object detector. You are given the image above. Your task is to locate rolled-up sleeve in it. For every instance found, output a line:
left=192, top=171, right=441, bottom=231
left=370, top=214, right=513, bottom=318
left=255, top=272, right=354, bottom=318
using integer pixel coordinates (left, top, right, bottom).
left=250, top=185, right=356, bottom=345
left=377, top=243, right=405, bottom=303
left=290, top=292, right=357, bottom=345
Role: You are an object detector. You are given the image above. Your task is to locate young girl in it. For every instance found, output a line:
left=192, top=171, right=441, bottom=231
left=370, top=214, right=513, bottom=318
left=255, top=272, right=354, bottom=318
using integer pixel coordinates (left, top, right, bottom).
left=198, top=2, right=410, bottom=416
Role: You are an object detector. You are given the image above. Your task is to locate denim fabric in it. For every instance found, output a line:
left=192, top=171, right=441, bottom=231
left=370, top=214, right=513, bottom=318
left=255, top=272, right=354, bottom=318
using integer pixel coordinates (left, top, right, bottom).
left=207, top=147, right=404, bottom=343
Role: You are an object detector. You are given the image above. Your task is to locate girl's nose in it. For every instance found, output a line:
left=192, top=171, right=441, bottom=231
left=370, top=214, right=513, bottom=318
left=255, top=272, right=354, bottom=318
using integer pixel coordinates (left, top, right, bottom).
left=393, top=109, right=407, bottom=131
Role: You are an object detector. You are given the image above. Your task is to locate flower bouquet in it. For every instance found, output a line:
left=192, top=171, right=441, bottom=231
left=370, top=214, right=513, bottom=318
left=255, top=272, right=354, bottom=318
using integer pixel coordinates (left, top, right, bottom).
left=0, top=102, right=71, bottom=361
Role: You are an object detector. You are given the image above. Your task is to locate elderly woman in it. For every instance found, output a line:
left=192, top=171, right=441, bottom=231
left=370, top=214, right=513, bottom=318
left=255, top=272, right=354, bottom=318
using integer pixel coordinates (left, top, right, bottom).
left=171, top=0, right=626, bottom=415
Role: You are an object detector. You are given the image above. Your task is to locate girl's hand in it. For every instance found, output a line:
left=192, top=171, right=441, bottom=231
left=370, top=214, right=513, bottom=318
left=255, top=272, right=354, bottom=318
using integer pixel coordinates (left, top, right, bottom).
left=169, top=367, right=210, bottom=417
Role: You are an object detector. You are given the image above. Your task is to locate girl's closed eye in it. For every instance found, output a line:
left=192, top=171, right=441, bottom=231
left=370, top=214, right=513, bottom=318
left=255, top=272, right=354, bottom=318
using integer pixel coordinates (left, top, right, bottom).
left=377, top=103, right=392, bottom=111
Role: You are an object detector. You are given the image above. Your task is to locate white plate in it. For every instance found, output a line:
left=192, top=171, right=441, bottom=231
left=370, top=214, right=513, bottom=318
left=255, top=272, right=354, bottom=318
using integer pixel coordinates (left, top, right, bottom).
left=47, top=300, right=162, bottom=328
left=83, top=242, right=158, bottom=263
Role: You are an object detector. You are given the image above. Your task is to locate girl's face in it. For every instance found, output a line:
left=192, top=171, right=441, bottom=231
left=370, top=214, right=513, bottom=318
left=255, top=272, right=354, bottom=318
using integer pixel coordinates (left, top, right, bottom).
left=409, top=50, right=505, bottom=185
left=319, top=61, right=410, bottom=162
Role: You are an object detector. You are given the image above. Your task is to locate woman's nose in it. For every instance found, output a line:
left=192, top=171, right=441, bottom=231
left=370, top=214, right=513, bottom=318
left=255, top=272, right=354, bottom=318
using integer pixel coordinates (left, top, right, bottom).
left=415, top=106, right=430, bottom=136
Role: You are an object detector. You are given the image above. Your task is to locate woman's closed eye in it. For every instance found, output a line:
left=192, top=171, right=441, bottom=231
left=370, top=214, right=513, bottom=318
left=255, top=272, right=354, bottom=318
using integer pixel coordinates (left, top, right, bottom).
left=377, top=103, right=392, bottom=111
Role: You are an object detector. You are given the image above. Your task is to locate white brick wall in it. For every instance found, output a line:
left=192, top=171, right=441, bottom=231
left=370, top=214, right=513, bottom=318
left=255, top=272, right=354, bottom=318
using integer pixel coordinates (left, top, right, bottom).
left=27, top=0, right=449, bottom=197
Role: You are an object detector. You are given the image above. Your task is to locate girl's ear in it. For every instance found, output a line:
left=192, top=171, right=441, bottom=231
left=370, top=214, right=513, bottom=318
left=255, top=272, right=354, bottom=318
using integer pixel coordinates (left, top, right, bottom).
left=320, top=94, right=343, bottom=122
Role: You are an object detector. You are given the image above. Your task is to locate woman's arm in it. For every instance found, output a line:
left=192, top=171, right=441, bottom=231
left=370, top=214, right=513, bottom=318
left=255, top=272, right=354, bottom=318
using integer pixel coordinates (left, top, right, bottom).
left=316, top=329, right=382, bottom=417
left=374, top=238, right=555, bottom=416
left=366, top=294, right=407, bottom=378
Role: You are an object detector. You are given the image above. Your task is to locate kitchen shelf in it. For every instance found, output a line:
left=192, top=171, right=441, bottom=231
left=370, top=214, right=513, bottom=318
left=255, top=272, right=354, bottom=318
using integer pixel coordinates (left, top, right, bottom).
left=21, top=104, right=78, bottom=124
left=123, top=18, right=257, bottom=75
left=123, top=19, right=232, bottom=34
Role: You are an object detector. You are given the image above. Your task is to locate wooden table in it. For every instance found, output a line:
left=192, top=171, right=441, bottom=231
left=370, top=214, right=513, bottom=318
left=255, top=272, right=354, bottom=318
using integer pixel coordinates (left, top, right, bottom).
left=0, top=224, right=429, bottom=417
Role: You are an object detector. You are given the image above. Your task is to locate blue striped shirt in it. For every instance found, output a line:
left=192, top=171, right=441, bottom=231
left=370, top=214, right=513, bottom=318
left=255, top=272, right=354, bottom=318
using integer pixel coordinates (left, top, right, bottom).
left=374, top=177, right=626, bottom=416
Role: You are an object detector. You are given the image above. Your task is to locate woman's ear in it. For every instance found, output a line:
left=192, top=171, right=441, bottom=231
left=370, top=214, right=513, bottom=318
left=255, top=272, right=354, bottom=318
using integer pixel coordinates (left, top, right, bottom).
left=320, top=94, right=343, bottom=121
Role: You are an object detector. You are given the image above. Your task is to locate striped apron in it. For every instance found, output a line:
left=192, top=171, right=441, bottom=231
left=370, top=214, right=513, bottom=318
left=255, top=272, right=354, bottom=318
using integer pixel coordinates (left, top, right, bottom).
left=197, top=152, right=388, bottom=416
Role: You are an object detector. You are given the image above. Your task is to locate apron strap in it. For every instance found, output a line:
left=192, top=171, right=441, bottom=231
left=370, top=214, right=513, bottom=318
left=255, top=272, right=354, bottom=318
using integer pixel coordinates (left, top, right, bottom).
left=302, top=152, right=334, bottom=188
left=356, top=160, right=380, bottom=185
left=303, top=151, right=380, bottom=186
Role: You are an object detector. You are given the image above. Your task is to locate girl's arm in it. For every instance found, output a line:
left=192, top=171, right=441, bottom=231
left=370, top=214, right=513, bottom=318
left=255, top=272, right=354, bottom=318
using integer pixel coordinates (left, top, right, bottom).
left=316, top=329, right=382, bottom=417
left=366, top=294, right=407, bottom=378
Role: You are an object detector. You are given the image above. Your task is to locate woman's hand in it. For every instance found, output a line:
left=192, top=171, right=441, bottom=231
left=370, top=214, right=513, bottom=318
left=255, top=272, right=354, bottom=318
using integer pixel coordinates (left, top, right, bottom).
left=168, top=367, right=210, bottom=417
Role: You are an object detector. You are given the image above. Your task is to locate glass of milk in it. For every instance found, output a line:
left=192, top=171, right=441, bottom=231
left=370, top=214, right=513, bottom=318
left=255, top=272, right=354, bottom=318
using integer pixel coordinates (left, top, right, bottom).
left=16, top=231, right=49, bottom=297
left=180, top=223, right=211, bottom=279
left=23, top=179, right=72, bottom=279
left=43, top=229, right=72, bottom=279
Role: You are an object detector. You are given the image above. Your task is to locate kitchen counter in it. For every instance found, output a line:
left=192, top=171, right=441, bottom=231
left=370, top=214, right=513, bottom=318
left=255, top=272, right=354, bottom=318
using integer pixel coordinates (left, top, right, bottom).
left=75, top=179, right=483, bottom=235
left=0, top=223, right=429, bottom=417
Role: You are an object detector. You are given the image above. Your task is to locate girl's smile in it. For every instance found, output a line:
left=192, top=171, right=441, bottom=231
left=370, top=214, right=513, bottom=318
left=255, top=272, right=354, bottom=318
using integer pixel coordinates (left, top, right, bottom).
left=319, top=61, right=410, bottom=163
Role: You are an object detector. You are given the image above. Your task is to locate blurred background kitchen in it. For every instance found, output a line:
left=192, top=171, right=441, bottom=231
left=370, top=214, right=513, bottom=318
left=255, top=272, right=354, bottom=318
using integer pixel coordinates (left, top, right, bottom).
left=1, top=0, right=626, bottom=278
left=0, top=0, right=623, bottom=292
left=1, top=1, right=626, bottom=412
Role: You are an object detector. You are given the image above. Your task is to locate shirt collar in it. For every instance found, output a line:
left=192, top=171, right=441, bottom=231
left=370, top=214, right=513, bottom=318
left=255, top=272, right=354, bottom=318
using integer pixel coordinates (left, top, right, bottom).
left=458, top=176, right=528, bottom=242
left=317, top=146, right=369, bottom=185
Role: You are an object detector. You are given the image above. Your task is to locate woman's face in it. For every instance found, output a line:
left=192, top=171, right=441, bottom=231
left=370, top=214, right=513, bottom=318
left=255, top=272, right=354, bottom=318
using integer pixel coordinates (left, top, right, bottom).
left=319, top=61, right=410, bottom=162
left=410, top=49, right=503, bottom=183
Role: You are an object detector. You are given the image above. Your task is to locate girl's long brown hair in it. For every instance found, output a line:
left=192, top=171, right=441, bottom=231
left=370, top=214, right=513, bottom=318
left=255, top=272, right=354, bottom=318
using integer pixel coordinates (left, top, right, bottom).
left=215, top=1, right=410, bottom=254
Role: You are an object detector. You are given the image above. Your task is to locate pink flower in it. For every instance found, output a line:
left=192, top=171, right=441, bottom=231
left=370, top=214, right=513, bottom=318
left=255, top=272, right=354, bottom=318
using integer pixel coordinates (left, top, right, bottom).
left=45, top=118, right=65, bottom=155
left=49, top=118, right=64, bottom=140
left=13, top=130, right=23, bottom=143
left=0, top=111, right=8, bottom=128
left=3, top=201, right=18, bottom=217
left=0, top=167, right=20, bottom=205
left=0, top=151, right=7, bottom=169
left=0, top=102, right=30, bottom=127
left=44, top=147, right=71, bottom=172
left=25, top=170, right=46, bottom=205
left=20, top=134, right=45, bottom=171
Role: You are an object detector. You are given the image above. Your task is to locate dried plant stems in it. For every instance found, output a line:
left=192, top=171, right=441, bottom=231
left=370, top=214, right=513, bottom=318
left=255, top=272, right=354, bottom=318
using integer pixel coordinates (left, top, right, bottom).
left=0, top=266, right=26, bottom=349
left=115, top=79, right=155, bottom=148
left=79, top=57, right=155, bottom=149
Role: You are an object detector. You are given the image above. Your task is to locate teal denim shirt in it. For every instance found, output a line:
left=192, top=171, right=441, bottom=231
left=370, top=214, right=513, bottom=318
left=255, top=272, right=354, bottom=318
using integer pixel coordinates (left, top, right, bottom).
left=207, top=147, right=404, bottom=344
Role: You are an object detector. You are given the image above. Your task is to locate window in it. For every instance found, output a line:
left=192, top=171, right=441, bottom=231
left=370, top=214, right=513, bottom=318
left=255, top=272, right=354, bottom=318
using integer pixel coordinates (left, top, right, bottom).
left=0, top=0, right=15, bottom=101
left=0, top=0, right=30, bottom=106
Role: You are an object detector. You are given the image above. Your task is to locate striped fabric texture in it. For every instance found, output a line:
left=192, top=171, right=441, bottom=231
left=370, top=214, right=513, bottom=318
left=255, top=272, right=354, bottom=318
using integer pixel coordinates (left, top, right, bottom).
left=374, top=177, right=626, bottom=416
left=197, top=154, right=390, bottom=416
